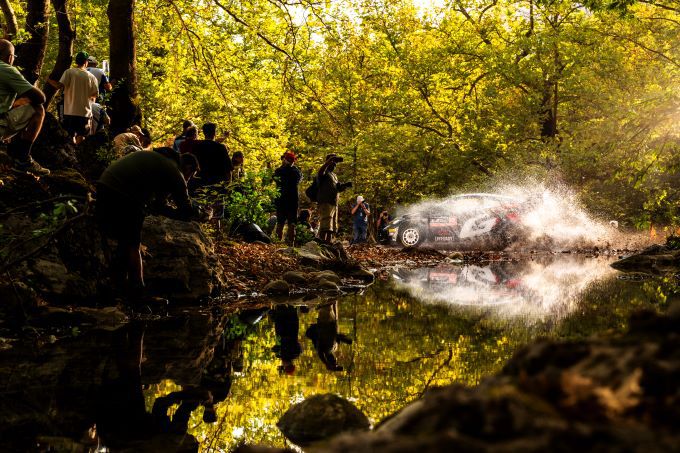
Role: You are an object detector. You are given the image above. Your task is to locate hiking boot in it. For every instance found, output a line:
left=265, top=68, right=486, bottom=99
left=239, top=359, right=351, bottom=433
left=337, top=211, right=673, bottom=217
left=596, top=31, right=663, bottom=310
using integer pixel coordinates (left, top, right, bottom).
left=12, top=158, right=50, bottom=176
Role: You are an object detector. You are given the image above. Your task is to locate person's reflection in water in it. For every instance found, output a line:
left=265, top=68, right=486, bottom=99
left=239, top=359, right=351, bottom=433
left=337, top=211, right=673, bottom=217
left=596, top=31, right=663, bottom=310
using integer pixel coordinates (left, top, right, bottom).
left=270, top=304, right=303, bottom=375
left=150, top=310, right=269, bottom=430
left=305, top=300, right=352, bottom=372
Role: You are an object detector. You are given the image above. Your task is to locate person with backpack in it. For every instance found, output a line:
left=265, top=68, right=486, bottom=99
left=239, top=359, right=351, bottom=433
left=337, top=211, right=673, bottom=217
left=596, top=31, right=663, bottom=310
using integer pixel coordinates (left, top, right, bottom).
left=314, top=153, right=352, bottom=243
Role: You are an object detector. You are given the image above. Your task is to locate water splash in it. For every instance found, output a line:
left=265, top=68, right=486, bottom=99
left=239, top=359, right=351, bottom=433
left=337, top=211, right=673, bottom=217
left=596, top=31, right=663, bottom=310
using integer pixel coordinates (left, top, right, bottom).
left=395, top=182, right=632, bottom=250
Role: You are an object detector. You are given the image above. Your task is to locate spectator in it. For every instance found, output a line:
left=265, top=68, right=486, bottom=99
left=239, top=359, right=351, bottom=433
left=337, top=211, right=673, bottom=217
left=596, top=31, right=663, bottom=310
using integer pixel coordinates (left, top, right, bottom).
left=48, top=51, right=99, bottom=144
left=316, top=153, right=351, bottom=243
left=179, top=125, right=198, bottom=155
left=96, top=148, right=203, bottom=302
left=350, top=195, right=371, bottom=244
left=89, top=102, right=110, bottom=135
left=376, top=209, right=393, bottom=243
left=192, top=122, right=233, bottom=186
left=273, top=151, right=302, bottom=245
left=231, top=151, right=245, bottom=180
left=112, top=125, right=148, bottom=156
left=0, top=39, right=48, bottom=175
left=86, top=56, right=112, bottom=96
left=173, top=120, right=194, bottom=152
left=265, top=212, right=277, bottom=235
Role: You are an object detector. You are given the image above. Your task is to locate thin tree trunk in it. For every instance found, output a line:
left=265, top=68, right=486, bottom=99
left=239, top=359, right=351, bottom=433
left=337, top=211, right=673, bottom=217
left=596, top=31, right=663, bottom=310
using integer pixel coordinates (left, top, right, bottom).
left=0, top=0, right=18, bottom=39
left=15, top=0, right=50, bottom=84
left=43, top=0, right=74, bottom=106
left=107, top=0, right=140, bottom=135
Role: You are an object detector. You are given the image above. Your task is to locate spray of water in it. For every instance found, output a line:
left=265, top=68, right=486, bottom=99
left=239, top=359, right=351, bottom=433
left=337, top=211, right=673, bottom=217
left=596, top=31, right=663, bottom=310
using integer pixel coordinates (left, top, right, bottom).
left=395, top=180, right=640, bottom=251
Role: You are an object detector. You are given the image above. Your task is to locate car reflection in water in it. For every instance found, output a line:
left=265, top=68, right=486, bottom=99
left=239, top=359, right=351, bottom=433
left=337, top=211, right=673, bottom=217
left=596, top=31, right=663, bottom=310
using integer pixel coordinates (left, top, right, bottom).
left=391, top=257, right=616, bottom=319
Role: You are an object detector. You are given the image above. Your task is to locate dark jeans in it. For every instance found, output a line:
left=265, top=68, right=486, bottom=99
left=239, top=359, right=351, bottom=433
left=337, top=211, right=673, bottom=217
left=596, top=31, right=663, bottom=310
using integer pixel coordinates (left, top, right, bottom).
left=353, top=223, right=368, bottom=244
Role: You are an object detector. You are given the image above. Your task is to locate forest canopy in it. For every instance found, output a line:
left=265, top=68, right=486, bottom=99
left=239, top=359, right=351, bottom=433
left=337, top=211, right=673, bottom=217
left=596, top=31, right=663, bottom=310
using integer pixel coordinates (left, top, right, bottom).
left=3, top=0, right=679, bottom=227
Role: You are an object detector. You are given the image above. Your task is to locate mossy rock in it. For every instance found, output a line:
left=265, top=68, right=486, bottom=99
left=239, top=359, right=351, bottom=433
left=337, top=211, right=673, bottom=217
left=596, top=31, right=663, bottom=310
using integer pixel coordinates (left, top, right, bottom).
left=264, top=280, right=290, bottom=295
left=282, top=271, right=308, bottom=285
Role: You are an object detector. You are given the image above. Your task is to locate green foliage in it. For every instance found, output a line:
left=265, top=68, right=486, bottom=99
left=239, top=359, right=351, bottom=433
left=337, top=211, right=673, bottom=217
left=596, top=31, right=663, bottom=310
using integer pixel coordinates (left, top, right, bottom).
left=22, top=0, right=680, bottom=228
left=193, top=170, right=279, bottom=230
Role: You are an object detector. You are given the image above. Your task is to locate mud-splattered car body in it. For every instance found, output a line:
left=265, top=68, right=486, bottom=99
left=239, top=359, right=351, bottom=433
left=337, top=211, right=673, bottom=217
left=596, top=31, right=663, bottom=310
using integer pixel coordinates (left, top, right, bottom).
left=383, top=193, right=531, bottom=249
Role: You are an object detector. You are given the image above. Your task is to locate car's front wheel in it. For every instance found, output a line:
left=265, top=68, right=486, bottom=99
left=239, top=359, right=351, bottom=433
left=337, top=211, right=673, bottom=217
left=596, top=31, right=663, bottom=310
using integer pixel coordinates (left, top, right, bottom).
left=399, top=224, right=424, bottom=248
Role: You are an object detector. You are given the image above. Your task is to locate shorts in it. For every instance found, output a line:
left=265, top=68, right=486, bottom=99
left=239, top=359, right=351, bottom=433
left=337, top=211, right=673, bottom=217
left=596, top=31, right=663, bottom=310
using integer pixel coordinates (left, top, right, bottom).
left=95, top=183, right=145, bottom=246
left=276, top=202, right=298, bottom=226
left=63, top=115, right=90, bottom=136
left=0, top=104, right=35, bottom=140
left=318, top=203, right=338, bottom=233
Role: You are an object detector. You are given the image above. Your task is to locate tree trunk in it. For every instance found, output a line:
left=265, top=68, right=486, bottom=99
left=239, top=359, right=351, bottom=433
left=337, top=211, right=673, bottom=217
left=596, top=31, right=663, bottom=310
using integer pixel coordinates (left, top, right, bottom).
left=540, top=80, right=558, bottom=139
left=107, top=0, right=140, bottom=135
left=0, top=0, right=18, bottom=40
left=43, top=0, right=74, bottom=106
left=15, top=0, right=50, bottom=84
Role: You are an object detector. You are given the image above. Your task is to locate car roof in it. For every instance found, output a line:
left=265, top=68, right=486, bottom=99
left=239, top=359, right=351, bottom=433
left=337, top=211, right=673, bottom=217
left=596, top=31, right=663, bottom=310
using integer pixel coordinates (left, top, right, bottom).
left=451, top=193, right=522, bottom=202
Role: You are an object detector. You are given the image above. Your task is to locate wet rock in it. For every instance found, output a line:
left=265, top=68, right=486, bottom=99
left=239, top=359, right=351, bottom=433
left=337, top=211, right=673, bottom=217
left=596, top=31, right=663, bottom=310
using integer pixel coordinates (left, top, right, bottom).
left=312, top=271, right=341, bottom=284
left=264, top=280, right=290, bottom=295
left=350, top=267, right=374, bottom=281
left=282, top=271, right=308, bottom=285
left=317, top=279, right=340, bottom=291
left=611, top=245, right=680, bottom=274
left=142, top=216, right=226, bottom=300
left=277, top=394, right=370, bottom=445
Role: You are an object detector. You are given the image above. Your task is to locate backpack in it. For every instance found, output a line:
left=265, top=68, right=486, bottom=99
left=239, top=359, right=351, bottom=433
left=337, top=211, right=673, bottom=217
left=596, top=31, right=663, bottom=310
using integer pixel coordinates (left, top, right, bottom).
left=305, top=176, right=319, bottom=202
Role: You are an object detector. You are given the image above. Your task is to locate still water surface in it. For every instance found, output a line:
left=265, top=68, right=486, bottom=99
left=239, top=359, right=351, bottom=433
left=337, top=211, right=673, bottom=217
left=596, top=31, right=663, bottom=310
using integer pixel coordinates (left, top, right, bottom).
left=144, top=255, right=671, bottom=451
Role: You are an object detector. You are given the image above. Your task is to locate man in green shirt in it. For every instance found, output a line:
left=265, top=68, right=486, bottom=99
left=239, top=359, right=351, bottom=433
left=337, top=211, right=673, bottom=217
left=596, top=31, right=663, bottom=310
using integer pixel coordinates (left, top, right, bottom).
left=96, top=148, right=204, bottom=301
left=0, top=39, right=48, bottom=175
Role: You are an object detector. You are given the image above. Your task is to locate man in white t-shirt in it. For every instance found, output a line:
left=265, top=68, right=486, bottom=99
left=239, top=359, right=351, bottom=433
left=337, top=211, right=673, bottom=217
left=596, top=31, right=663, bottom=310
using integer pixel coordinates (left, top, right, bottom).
left=48, top=51, right=99, bottom=144
left=86, top=56, right=112, bottom=96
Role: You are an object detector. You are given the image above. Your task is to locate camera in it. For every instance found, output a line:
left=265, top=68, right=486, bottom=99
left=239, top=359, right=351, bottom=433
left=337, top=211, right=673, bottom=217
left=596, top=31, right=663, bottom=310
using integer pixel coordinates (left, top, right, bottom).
left=333, top=156, right=344, bottom=163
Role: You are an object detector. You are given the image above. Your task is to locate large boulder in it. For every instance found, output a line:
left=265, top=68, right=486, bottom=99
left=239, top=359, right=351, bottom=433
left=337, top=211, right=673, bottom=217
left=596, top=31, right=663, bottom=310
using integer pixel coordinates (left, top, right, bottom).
left=141, top=216, right=225, bottom=300
left=611, top=245, right=680, bottom=274
left=277, top=394, right=370, bottom=446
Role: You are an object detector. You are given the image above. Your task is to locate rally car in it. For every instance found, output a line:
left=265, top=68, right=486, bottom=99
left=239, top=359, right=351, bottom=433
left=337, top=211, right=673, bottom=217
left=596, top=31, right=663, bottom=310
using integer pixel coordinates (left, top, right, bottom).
left=383, top=193, right=531, bottom=249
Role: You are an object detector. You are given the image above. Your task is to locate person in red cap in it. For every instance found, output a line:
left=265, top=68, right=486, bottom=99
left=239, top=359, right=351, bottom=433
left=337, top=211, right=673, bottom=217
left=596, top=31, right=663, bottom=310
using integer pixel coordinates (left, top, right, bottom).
left=273, top=151, right=303, bottom=245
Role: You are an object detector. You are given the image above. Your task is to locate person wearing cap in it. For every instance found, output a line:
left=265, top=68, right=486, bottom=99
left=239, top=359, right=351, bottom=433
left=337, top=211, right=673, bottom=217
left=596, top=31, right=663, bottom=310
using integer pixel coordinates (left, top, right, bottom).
left=0, top=39, right=49, bottom=176
left=86, top=56, right=112, bottom=95
left=112, top=125, right=149, bottom=156
left=351, top=195, right=371, bottom=244
left=273, top=151, right=303, bottom=245
left=48, top=51, right=99, bottom=144
left=316, top=153, right=352, bottom=243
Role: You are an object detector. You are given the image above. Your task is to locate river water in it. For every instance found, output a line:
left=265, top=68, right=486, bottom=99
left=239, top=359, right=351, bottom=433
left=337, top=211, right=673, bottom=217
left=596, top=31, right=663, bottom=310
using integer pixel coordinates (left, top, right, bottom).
left=0, top=255, right=672, bottom=451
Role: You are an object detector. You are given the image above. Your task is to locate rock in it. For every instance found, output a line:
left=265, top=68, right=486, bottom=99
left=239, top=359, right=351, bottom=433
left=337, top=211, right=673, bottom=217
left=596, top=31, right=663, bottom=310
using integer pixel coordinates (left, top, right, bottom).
left=350, top=267, right=374, bottom=281
left=263, top=280, right=290, bottom=295
left=0, top=281, right=41, bottom=324
left=277, top=394, right=370, bottom=445
left=282, top=271, right=308, bottom=285
left=232, top=222, right=272, bottom=244
left=611, top=245, right=680, bottom=274
left=312, top=271, right=341, bottom=284
left=317, top=279, right=340, bottom=291
left=142, top=216, right=226, bottom=300
left=298, top=241, right=338, bottom=266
